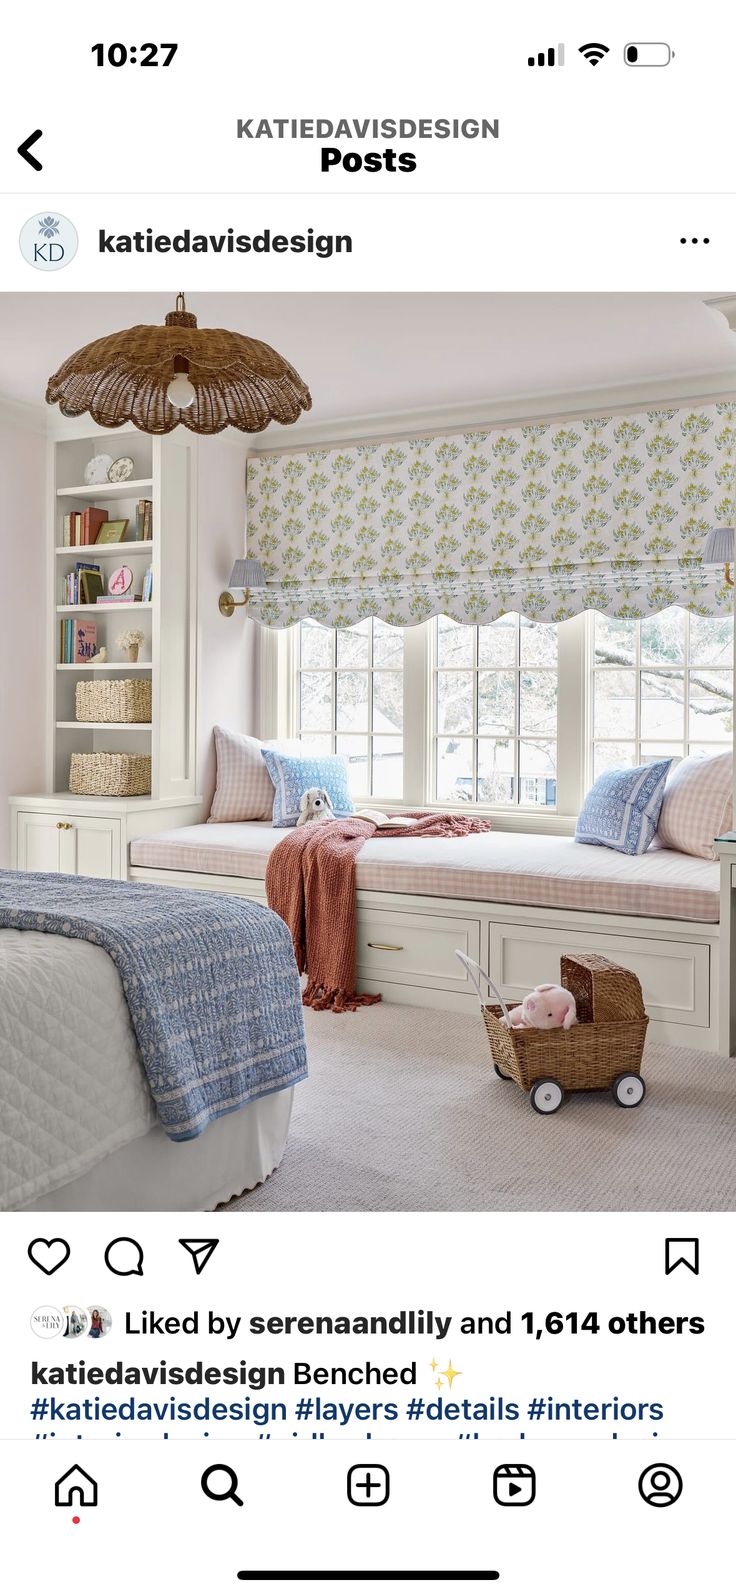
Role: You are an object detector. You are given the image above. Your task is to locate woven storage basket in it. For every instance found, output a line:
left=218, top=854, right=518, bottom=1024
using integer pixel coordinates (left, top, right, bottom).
left=464, top=953, right=648, bottom=1094
left=75, top=678, right=152, bottom=724
left=69, top=752, right=151, bottom=797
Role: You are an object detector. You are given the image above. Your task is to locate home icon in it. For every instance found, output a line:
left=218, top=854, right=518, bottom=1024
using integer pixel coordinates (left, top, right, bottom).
left=54, top=1465, right=98, bottom=1508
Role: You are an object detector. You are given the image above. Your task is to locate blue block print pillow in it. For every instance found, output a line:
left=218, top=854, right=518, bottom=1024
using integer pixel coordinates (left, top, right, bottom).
left=575, top=759, right=673, bottom=855
left=261, top=748, right=355, bottom=828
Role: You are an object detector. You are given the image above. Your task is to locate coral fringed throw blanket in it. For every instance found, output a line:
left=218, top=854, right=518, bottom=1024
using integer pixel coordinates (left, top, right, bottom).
left=265, top=813, right=492, bottom=1013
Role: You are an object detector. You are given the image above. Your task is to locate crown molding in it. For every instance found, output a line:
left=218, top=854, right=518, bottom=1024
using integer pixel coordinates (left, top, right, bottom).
left=6, top=368, right=736, bottom=450
left=248, top=367, right=736, bottom=454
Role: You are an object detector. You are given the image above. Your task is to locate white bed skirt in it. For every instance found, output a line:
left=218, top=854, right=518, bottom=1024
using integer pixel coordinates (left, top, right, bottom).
left=19, top=1088, right=294, bottom=1213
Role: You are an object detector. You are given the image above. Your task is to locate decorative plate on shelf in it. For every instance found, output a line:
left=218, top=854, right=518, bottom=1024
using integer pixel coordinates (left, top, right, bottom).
left=83, top=453, right=114, bottom=485
left=108, top=565, right=134, bottom=595
left=108, top=455, right=135, bottom=483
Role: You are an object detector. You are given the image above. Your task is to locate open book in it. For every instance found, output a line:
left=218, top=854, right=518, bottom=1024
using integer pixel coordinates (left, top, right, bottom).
left=355, top=808, right=418, bottom=830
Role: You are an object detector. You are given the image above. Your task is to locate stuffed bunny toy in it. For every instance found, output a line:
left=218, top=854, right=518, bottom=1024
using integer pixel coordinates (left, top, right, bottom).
left=506, top=983, right=577, bottom=1030
left=296, top=787, right=335, bottom=827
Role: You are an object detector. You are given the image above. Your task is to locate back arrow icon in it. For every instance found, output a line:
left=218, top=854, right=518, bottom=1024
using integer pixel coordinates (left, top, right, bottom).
left=18, top=130, right=43, bottom=171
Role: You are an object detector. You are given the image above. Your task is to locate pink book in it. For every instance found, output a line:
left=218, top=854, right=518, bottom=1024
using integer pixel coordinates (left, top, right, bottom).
left=74, top=621, right=97, bottom=662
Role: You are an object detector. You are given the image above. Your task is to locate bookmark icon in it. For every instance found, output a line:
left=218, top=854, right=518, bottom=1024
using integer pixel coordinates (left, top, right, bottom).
left=664, top=1238, right=699, bottom=1275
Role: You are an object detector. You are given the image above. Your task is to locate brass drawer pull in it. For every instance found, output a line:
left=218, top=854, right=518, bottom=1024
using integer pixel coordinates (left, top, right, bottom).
left=367, top=941, right=404, bottom=952
left=56, top=822, right=73, bottom=830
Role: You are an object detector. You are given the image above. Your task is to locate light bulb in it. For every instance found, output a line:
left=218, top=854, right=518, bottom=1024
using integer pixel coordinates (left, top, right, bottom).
left=166, top=371, right=196, bottom=408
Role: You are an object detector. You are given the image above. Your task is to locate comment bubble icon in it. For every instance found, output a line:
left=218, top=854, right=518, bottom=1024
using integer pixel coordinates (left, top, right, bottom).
left=104, top=1237, right=144, bottom=1277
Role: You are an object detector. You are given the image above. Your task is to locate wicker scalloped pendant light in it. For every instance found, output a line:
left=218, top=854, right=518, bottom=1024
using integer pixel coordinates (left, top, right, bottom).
left=45, top=294, right=312, bottom=435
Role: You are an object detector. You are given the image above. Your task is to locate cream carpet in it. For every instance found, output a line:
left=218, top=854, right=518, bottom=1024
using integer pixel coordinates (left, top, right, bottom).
left=224, top=1003, right=736, bottom=1212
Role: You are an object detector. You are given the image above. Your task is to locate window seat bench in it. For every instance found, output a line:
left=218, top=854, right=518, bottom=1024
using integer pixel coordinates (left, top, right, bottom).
left=129, top=823, right=723, bottom=1052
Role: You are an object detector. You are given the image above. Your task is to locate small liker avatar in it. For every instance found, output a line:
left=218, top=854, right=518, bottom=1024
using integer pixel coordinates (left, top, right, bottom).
left=296, top=787, right=335, bottom=826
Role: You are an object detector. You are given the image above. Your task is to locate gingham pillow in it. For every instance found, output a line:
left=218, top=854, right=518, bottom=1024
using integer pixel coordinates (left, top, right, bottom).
left=654, top=751, right=733, bottom=860
left=208, top=727, right=300, bottom=823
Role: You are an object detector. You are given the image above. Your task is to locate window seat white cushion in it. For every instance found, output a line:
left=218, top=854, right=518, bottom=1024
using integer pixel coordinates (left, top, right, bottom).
left=129, top=823, right=720, bottom=924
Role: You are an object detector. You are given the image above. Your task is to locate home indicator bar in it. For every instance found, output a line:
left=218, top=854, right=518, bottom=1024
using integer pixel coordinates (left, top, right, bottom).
left=236, top=1576, right=500, bottom=1584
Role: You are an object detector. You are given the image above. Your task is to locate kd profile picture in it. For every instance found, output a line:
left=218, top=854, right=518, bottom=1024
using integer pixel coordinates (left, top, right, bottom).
left=19, top=211, right=78, bottom=270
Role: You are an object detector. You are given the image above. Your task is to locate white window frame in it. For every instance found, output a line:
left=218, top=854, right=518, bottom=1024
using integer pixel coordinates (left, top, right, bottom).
left=258, top=617, right=584, bottom=833
left=429, top=613, right=584, bottom=817
left=590, top=610, right=734, bottom=772
left=294, top=620, right=406, bottom=801
left=257, top=610, right=733, bottom=836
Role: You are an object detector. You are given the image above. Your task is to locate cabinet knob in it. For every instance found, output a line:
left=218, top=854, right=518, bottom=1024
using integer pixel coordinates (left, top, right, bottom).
left=56, top=821, right=73, bottom=830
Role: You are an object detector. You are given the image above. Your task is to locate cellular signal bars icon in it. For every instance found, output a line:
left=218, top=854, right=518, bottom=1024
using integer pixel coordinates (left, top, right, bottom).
left=528, top=44, right=565, bottom=67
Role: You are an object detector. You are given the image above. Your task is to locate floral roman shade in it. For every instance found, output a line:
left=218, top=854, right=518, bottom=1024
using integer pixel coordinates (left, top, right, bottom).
left=245, top=402, right=736, bottom=628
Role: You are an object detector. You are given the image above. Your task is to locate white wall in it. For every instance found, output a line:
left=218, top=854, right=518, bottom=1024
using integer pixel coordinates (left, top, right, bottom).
left=195, top=433, right=257, bottom=809
left=0, top=406, right=47, bottom=866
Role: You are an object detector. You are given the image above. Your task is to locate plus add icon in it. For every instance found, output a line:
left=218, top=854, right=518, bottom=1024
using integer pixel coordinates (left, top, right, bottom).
left=347, top=1464, right=390, bottom=1507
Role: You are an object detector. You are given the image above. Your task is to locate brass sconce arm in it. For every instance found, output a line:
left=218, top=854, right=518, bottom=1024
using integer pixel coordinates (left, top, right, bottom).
left=219, top=587, right=251, bottom=617
left=218, top=560, right=266, bottom=617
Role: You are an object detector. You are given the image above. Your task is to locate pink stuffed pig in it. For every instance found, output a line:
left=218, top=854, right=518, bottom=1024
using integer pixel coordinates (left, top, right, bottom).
left=506, top=983, right=577, bottom=1030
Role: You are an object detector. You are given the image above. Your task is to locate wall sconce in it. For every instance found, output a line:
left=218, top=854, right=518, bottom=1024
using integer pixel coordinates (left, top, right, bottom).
left=219, top=558, right=267, bottom=617
left=703, top=527, right=735, bottom=588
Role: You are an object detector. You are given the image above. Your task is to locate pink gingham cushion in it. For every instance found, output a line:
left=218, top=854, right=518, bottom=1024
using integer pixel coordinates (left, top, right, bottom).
left=208, top=727, right=300, bottom=823
left=654, top=751, right=732, bottom=860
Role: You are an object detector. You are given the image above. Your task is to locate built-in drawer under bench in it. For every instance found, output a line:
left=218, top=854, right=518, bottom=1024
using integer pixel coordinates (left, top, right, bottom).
left=123, top=862, right=721, bottom=1051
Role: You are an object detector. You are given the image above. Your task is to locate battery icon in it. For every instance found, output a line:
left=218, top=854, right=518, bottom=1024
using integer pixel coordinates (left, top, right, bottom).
left=624, top=42, right=673, bottom=66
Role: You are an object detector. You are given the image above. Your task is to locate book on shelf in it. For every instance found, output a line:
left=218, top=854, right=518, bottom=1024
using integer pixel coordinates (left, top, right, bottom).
left=95, top=593, right=143, bottom=605
left=142, top=565, right=153, bottom=603
left=136, top=499, right=153, bottom=540
left=82, top=506, right=108, bottom=546
left=62, top=508, right=109, bottom=547
left=63, top=562, right=101, bottom=606
left=73, top=621, right=97, bottom=663
left=59, top=618, right=73, bottom=664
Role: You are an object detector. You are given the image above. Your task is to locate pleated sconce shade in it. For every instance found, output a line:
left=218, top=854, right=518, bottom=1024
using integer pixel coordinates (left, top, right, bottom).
left=45, top=297, right=312, bottom=436
left=229, top=559, right=266, bottom=590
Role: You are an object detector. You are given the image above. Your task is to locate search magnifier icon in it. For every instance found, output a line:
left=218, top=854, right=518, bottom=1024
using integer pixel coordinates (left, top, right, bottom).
left=201, top=1464, right=244, bottom=1506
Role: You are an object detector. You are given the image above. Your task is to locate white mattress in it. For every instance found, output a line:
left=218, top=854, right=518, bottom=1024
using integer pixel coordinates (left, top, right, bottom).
left=0, top=928, right=293, bottom=1212
left=130, top=822, right=720, bottom=923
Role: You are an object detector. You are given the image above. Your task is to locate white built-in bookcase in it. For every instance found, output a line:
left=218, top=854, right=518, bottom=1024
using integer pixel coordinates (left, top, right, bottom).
left=49, top=421, right=198, bottom=801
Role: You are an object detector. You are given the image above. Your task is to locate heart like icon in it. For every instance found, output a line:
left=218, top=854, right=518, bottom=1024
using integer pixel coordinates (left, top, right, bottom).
left=28, top=1237, right=71, bottom=1276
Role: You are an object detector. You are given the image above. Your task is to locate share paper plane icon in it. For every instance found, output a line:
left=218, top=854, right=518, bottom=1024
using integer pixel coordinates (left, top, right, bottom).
left=178, top=1238, right=220, bottom=1275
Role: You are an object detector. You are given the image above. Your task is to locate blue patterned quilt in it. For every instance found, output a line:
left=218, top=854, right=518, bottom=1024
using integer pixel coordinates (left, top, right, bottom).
left=0, top=871, right=307, bottom=1141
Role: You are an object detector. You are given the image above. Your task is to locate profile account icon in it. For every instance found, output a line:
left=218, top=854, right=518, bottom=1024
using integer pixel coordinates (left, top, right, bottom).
left=55, top=1465, right=98, bottom=1508
left=638, top=1463, right=683, bottom=1507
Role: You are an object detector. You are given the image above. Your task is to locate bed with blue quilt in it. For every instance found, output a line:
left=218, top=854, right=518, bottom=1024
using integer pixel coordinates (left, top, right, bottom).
left=0, top=871, right=307, bottom=1212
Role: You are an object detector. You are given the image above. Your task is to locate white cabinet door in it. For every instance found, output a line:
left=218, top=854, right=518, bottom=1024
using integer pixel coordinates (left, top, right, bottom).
left=17, top=812, right=123, bottom=879
left=72, top=817, right=122, bottom=879
left=17, top=814, right=61, bottom=874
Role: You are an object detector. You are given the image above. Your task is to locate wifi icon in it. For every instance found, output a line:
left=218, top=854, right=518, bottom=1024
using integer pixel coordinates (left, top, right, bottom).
left=579, top=42, right=609, bottom=65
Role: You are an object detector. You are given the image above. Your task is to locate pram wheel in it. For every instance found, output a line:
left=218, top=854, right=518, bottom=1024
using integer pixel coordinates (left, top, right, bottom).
left=494, top=1063, right=512, bottom=1081
left=612, top=1072, right=646, bottom=1108
left=530, top=1077, right=564, bottom=1115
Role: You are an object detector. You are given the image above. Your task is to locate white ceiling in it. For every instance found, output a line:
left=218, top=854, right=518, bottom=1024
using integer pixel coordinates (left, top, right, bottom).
left=1, top=292, right=735, bottom=431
